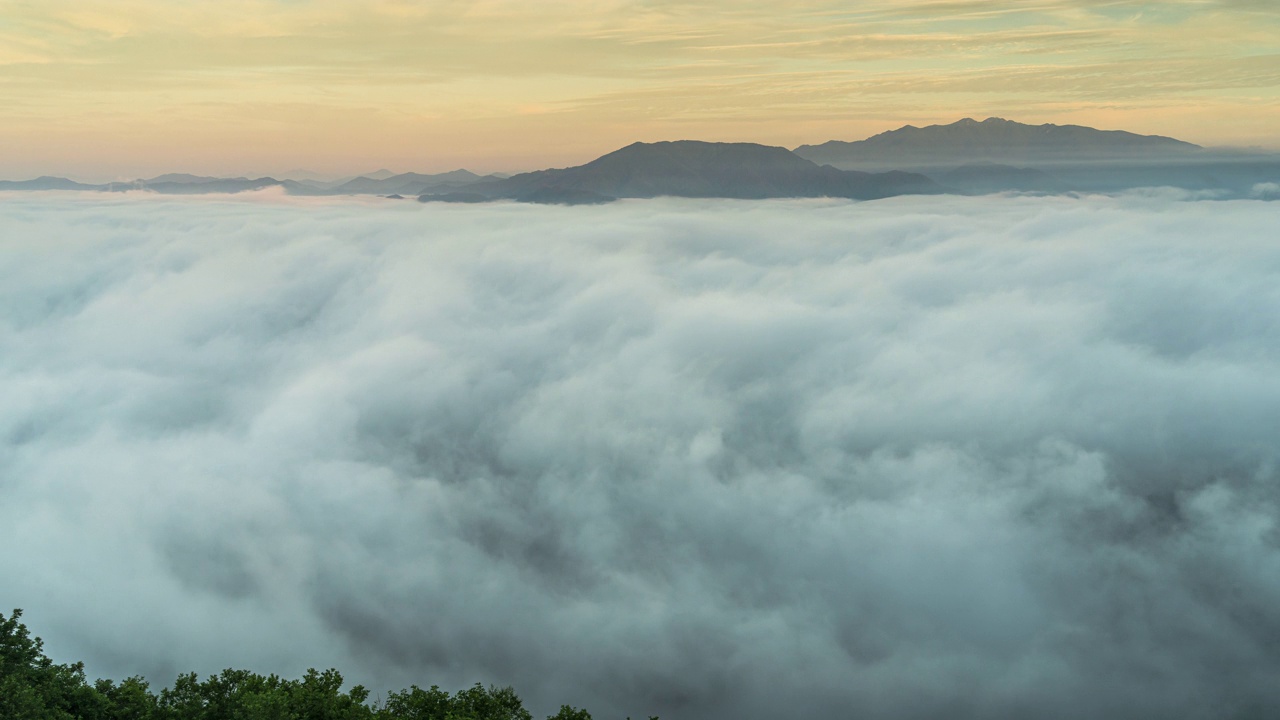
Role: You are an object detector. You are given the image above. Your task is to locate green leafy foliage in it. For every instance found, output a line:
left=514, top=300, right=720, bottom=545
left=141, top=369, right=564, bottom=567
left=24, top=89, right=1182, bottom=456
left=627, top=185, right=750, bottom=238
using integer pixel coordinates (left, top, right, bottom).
left=0, top=610, right=657, bottom=720
left=95, top=677, right=160, bottom=720
left=545, top=706, right=591, bottom=720
left=0, top=609, right=106, bottom=720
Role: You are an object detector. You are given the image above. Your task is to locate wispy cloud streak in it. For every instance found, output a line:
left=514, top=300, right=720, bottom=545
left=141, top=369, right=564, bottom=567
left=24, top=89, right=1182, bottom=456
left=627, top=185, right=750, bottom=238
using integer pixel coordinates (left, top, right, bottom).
left=0, top=1, right=1276, bottom=177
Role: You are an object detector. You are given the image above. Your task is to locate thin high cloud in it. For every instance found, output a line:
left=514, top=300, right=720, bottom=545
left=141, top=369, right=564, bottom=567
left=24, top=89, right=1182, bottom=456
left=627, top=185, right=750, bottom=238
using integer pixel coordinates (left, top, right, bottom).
left=2, top=1, right=1277, bottom=179
left=2, top=193, right=1280, bottom=719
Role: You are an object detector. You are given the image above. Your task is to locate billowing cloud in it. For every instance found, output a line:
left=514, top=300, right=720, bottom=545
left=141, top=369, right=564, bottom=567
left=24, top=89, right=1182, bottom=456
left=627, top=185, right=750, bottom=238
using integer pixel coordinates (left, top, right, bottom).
left=2, top=192, right=1280, bottom=719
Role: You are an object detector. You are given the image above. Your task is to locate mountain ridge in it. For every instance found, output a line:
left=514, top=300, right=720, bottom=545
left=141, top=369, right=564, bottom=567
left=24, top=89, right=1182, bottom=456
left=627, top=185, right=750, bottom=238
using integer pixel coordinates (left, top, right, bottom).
left=2, top=119, right=1274, bottom=200
left=794, top=117, right=1204, bottom=169
left=421, top=140, right=942, bottom=204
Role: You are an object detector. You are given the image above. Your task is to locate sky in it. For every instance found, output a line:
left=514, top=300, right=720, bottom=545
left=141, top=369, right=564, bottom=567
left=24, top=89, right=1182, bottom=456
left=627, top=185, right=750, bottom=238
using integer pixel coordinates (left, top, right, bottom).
left=1, top=0, right=1277, bottom=179
left=3, top=191, right=1280, bottom=720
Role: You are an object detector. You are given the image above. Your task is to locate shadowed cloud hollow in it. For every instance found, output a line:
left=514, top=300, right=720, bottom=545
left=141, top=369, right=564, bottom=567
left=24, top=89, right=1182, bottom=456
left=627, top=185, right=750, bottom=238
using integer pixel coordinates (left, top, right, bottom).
left=2, top=193, right=1280, bottom=719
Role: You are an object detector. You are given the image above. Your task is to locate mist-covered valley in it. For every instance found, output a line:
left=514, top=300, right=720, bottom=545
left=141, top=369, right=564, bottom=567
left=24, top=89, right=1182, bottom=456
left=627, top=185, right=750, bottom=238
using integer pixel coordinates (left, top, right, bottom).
left=3, top=192, right=1280, bottom=720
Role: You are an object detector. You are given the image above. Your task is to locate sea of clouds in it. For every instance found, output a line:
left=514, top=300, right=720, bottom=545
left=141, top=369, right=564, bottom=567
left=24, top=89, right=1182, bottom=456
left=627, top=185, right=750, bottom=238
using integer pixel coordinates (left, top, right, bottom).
left=2, top=191, right=1279, bottom=719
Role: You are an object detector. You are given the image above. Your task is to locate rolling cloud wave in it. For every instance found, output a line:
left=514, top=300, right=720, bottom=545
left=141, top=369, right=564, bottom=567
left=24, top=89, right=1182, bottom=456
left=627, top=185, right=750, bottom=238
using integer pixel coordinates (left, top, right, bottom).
left=2, top=193, right=1279, bottom=719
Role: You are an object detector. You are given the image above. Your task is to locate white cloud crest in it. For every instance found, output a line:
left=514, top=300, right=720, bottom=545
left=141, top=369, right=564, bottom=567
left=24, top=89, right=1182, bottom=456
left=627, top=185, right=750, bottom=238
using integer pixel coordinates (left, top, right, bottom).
left=2, top=193, right=1280, bottom=719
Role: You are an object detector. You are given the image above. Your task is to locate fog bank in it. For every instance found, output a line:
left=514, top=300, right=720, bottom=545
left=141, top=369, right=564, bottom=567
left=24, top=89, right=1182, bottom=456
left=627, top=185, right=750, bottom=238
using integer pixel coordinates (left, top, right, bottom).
left=2, top=193, right=1279, bottom=719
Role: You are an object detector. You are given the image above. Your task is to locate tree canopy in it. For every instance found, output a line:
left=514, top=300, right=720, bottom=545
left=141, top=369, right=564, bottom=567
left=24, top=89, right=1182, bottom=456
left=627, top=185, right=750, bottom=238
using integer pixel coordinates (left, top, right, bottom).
left=1, top=609, right=649, bottom=720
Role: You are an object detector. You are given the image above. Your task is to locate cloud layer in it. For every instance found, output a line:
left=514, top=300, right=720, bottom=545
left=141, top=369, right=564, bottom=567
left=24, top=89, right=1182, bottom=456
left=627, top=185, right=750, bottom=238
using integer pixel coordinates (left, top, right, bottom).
left=3, top=192, right=1280, bottom=719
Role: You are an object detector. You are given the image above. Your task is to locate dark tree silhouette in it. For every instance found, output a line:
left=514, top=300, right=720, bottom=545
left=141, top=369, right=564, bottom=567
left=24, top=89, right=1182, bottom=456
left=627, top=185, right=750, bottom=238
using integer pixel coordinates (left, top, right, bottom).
left=0, top=609, right=657, bottom=720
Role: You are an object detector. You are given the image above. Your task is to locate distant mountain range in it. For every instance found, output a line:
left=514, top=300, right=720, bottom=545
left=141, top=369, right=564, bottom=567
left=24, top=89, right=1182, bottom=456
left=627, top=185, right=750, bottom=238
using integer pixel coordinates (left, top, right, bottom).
left=0, top=170, right=507, bottom=197
left=421, top=141, right=941, bottom=204
left=0, top=176, right=101, bottom=192
left=794, top=117, right=1204, bottom=169
left=2, top=118, right=1275, bottom=202
left=323, top=169, right=500, bottom=196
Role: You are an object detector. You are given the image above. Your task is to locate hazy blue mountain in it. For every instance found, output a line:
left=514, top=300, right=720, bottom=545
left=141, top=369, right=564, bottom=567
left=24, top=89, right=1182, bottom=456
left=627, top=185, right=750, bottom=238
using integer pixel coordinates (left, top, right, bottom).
left=796, top=117, right=1203, bottom=170
left=5, top=121, right=1271, bottom=200
left=418, top=191, right=500, bottom=204
left=922, top=156, right=1280, bottom=197
left=1047, top=157, right=1280, bottom=195
left=276, top=168, right=332, bottom=182
left=0, top=171, right=497, bottom=196
left=125, top=177, right=285, bottom=194
left=0, top=176, right=102, bottom=191
left=516, top=187, right=618, bottom=205
left=423, top=140, right=941, bottom=203
left=935, top=163, right=1074, bottom=194
left=0, top=174, right=294, bottom=194
left=330, top=169, right=493, bottom=195
left=792, top=117, right=1278, bottom=196
left=291, top=176, right=362, bottom=191
left=141, top=173, right=243, bottom=184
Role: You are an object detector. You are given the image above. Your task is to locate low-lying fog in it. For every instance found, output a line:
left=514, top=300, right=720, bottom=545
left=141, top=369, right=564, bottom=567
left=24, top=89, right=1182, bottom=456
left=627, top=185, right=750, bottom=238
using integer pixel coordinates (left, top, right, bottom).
left=2, top=191, right=1278, bottom=719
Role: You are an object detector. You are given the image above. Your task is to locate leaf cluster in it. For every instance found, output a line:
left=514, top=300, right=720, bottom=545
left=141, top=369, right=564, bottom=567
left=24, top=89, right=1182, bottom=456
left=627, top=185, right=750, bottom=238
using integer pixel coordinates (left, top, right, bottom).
left=1, top=610, right=642, bottom=720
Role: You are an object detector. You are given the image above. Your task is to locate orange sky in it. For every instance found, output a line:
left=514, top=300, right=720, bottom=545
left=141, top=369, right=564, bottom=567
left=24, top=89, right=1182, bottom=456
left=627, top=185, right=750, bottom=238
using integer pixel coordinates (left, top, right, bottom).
left=1, top=0, right=1277, bottom=180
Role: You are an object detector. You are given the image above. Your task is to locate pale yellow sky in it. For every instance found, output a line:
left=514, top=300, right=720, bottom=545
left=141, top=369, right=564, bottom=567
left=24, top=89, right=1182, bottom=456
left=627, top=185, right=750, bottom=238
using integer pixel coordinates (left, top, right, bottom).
left=1, top=0, right=1277, bottom=179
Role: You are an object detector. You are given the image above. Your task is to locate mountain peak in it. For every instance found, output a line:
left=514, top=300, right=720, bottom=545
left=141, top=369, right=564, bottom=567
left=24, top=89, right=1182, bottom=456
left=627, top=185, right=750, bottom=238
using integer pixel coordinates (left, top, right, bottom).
left=795, top=118, right=1202, bottom=169
left=586, top=140, right=815, bottom=174
left=429, top=140, right=941, bottom=202
left=943, top=117, right=1012, bottom=128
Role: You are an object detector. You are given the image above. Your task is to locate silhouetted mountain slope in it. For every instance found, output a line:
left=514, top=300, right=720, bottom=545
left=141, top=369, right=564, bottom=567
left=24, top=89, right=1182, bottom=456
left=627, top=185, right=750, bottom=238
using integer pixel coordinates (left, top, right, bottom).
left=0, top=172, right=493, bottom=196
left=1048, top=157, right=1280, bottom=195
left=796, top=117, right=1203, bottom=169
left=331, top=169, right=493, bottom=195
left=418, top=191, right=492, bottom=204
left=0, top=175, right=292, bottom=194
left=6, top=123, right=1272, bottom=200
left=427, top=141, right=941, bottom=203
left=142, top=173, right=227, bottom=184
left=0, top=176, right=101, bottom=191
left=517, top=187, right=618, bottom=205
left=935, top=163, right=1073, bottom=194
left=131, top=177, right=285, bottom=194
